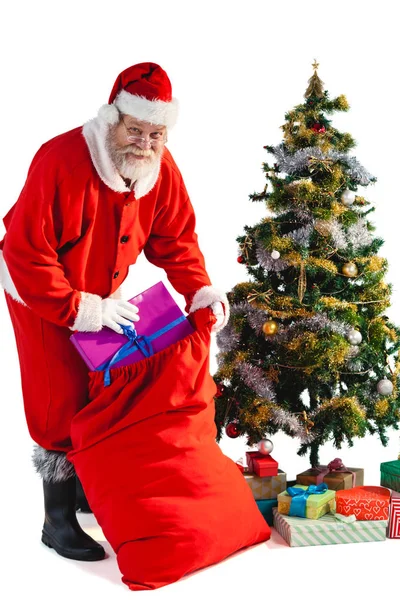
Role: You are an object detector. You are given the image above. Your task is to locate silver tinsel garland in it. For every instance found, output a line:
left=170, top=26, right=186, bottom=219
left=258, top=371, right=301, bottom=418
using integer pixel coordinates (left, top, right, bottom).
left=229, top=302, right=352, bottom=344
left=271, top=145, right=375, bottom=185
left=237, top=361, right=315, bottom=442
left=347, top=218, right=373, bottom=250
left=256, top=242, right=288, bottom=272
left=270, top=406, right=315, bottom=443
left=270, top=313, right=352, bottom=345
left=345, top=359, right=364, bottom=372
left=326, top=219, right=347, bottom=249
left=215, top=322, right=241, bottom=353
left=237, top=362, right=276, bottom=401
left=316, top=217, right=373, bottom=251
left=284, top=222, right=315, bottom=248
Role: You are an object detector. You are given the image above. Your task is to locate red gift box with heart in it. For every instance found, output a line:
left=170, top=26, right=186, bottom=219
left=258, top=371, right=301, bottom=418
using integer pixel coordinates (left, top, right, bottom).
left=336, top=486, right=390, bottom=521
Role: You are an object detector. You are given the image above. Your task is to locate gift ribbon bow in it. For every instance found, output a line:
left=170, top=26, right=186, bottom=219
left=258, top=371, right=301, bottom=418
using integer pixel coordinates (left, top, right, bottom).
left=287, top=483, right=328, bottom=518
left=314, top=457, right=356, bottom=487
left=100, top=316, right=186, bottom=386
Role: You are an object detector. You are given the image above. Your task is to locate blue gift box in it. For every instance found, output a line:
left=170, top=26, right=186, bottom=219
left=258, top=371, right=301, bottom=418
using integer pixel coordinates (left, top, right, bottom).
left=256, top=498, right=278, bottom=525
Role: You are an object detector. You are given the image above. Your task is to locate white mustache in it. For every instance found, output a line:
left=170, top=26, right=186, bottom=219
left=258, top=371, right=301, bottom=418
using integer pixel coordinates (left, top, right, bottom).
left=119, top=146, right=153, bottom=157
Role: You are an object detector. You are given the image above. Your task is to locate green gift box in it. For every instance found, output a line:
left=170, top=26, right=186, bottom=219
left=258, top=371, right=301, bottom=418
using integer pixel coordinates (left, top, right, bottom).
left=277, top=484, right=335, bottom=519
left=256, top=498, right=278, bottom=525
left=273, top=508, right=388, bottom=547
left=380, top=460, right=400, bottom=493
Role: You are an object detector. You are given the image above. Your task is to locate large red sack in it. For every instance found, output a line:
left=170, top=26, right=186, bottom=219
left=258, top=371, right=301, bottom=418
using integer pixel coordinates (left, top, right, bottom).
left=68, top=309, right=270, bottom=590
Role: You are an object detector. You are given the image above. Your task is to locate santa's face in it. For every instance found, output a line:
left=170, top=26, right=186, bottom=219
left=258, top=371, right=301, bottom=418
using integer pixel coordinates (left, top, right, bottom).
left=107, top=115, right=166, bottom=181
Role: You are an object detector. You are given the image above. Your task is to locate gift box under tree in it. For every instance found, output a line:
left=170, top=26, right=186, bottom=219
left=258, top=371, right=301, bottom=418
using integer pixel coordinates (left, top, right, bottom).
left=256, top=499, right=278, bottom=525
left=388, top=491, right=400, bottom=539
left=380, top=460, right=400, bottom=493
left=273, top=508, right=388, bottom=547
left=277, top=484, right=335, bottom=520
left=296, top=458, right=364, bottom=491
left=244, top=470, right=286, bottom=500
left=246, top=451, right=278, bottom=477
left=336, top=486, right=390, bottom=521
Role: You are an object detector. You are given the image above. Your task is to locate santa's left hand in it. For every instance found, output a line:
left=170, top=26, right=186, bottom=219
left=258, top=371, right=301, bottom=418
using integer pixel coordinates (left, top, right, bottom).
left=210, top=301, right=225, bottom=332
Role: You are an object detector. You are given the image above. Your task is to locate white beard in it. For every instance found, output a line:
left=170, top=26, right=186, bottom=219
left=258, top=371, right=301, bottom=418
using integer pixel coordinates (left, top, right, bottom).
left=106, top=132, right=163, bottom=184
left=117, top=152, right=160, bottom=182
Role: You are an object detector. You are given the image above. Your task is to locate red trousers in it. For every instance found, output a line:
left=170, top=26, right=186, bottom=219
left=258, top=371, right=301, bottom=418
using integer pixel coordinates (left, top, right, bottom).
left=5, top=293, right=89, bottom=451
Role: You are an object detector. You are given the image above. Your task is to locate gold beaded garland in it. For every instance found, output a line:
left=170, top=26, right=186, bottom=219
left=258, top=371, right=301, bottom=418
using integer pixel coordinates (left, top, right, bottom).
left=342, top=262, right=358, bottom=277
left=262, top=320, right=279, bottom=336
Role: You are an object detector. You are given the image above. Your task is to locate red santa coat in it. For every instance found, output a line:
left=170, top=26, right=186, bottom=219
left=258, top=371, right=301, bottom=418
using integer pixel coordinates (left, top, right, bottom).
left=0, top=117, right=228, bottom=450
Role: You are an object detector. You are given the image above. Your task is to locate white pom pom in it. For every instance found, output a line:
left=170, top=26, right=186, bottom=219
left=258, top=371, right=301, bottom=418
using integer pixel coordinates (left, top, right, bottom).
left=97, top=103, right=120, bottom=124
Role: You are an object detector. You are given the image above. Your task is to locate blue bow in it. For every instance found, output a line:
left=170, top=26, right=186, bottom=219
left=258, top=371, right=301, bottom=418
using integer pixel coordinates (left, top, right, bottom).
left=99, top=316, right=186, bottom=386
left=286, top=483, right=328, bottom=518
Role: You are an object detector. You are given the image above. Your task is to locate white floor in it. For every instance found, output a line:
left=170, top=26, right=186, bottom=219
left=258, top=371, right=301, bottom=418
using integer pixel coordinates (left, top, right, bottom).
left=1, top=292, right=399, bottom=598
left=1, top=432, right=398, bottom=600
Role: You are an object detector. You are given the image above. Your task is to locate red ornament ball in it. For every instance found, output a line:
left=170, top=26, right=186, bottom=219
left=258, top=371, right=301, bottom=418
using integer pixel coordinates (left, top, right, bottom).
left=225, top=422, right=241, bottom=438
left=311, top=123, right=326, bottom=133
left=215, top=383, right=225, bottom=398
left=237, top=256, right=245, bottom=264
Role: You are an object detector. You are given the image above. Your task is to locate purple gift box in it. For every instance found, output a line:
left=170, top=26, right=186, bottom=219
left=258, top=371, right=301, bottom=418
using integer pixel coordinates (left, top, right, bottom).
left=70, top=281, right=194, bottom=372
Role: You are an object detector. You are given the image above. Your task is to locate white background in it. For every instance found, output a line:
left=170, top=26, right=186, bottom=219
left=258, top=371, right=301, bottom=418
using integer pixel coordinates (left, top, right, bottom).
left=0, top=1, right=399, bottom=598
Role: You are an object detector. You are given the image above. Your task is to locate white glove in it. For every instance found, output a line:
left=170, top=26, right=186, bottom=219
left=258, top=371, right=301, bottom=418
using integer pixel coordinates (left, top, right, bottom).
left=101, top=298, right=139, bottom=334
left=210, top=301, right=225, bottom=332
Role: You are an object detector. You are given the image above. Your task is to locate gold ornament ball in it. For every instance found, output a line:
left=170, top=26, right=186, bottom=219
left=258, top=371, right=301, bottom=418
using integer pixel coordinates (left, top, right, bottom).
left=342, top=262, right=358, bottom=277
left=263, top=320, right=279, bottom=336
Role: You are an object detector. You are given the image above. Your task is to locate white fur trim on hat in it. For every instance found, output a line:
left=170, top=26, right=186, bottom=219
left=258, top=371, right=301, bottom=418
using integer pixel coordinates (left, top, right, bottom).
left=71, top=291, right=103, bottom=332
left=0, top=250, right=26, bottom=305
left=98, top=89, right=179, bottom=128
left=189, top=285, right=230, bottom=332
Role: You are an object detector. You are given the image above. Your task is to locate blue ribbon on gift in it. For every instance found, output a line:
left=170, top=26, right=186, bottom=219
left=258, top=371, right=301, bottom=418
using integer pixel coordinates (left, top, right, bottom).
left=286, top=483, right=328, bottom=518
left=99, top=316, right=186, bottom=386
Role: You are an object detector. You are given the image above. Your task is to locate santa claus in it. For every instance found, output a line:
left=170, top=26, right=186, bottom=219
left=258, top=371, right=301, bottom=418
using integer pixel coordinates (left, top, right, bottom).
left=0, top=62, right=229, bottom=561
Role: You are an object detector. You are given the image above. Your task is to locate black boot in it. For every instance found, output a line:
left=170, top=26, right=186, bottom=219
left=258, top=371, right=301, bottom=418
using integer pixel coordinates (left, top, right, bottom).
left=75, top=476, right=93, bottom=513
left=41, top=477, right=105, bottom=561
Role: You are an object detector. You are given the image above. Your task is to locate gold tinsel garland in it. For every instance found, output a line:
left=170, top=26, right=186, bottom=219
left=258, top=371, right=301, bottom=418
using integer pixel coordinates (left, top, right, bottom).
left=307, top=257, right=338, bottom=274
left=239, top=403, right=274, bottom=429
left=375, top=398, right=390, bottom=419
left=319, top=297, right=358, bottom=312
left=331, top=202, right=347, bottom=217
left=336, top=95, right=350, bottom=110
left=318, top=396, right=367, bottom=436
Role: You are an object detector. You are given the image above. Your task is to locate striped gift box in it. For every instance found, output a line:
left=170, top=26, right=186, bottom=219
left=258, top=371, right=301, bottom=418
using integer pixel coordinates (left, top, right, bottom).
left=388, top=491, right=400, bottom=539
left=273, top=508, right=387, bottom=547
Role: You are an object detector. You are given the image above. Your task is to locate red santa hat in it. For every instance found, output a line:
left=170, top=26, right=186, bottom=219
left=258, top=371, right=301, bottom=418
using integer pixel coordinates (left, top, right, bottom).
left=98, top=62, right=179, bottom=128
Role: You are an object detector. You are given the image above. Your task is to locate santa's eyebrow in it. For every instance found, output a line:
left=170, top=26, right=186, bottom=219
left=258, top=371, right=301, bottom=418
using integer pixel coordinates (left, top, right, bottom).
left=126, top=119, right=164, bottom=132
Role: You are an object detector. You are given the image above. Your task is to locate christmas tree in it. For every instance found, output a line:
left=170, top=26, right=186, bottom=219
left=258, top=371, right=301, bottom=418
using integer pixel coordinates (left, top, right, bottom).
left=214, top=61, right=400, bottom=467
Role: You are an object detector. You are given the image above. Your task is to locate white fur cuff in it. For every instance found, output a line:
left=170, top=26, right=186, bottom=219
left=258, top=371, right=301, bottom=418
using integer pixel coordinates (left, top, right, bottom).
left=0, top=250, right=26, bottom=305
left=71, top=291, right=103, bottom=332
left=32, top=445, right=75, bottom=482
left=189, top=285, right=230, bottom=332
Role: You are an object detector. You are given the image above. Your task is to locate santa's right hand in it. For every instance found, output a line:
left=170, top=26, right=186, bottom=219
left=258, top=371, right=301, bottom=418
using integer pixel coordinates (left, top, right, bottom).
left=101, top=298, right=140, bottom=334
